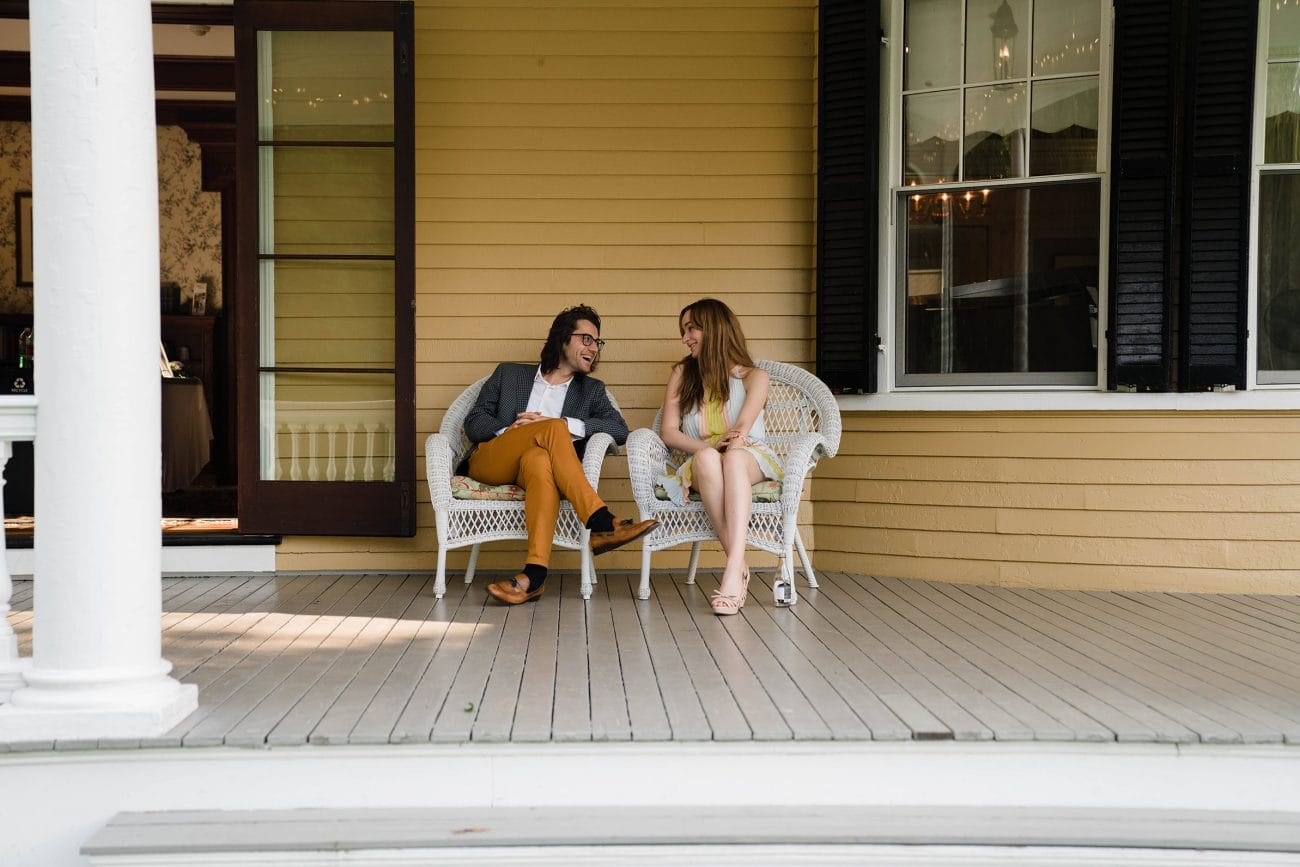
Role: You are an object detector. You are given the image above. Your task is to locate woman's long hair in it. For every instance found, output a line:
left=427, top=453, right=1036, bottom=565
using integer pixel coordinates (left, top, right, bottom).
left=675, top=298, right=754, bottom=415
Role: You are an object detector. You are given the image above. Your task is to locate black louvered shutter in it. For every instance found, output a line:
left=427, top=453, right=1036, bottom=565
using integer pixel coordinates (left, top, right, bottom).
left=1179, top=0, right=1257, bottom=390
left=1108, top=0, right=1180, bottom=391
left=816, top=0, right=879, bottom=393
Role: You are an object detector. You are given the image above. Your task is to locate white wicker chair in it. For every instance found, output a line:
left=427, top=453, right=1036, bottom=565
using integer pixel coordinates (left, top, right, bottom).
left=425, top=376, right=621, bottom=601
left=626, top=360, right=841, bottom=603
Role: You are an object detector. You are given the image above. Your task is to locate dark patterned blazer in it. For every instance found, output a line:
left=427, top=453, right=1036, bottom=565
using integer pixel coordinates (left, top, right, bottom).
left=463, top=362, right=629, bottom=461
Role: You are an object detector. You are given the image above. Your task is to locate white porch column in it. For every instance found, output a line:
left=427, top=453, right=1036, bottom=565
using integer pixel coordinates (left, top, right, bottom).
left=0, top=0, right=196, bottom=739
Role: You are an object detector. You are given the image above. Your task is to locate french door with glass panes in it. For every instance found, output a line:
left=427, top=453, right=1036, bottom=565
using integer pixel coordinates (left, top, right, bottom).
left=235, top=2, right=414, bottom=535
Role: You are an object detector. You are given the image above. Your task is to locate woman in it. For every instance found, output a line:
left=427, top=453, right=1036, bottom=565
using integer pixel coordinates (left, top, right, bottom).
left=658, top=299, right=783, bottom=615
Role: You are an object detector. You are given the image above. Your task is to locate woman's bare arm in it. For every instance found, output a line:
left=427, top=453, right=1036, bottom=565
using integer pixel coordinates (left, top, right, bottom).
left=660, top=364, right=713, bottom=454
left=717, top=366, right=769, bottom=450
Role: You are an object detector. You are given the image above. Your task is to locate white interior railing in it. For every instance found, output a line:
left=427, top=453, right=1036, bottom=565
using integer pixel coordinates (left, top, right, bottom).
left=271, top=399, right=396, bottom=483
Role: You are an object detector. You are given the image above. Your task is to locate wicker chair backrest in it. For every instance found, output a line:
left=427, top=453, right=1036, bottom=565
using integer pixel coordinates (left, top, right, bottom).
left=650, top=359, right=840, bottom=461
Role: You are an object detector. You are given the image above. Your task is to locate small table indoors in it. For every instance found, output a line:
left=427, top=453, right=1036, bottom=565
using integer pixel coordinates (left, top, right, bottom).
left=161, top=377, right=212, bottom=493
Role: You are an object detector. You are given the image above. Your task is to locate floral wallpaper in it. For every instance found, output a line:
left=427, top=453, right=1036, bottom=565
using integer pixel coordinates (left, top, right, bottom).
left=0, top=121, right=223, bottom=315
left=157, top=125, right=223, bottom=313
left=0, top=122, right=32, bottom=314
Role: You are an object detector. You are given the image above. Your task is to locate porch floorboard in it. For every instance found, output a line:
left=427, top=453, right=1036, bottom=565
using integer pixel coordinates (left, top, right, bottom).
left=8, top=570, right=1300, bottom=749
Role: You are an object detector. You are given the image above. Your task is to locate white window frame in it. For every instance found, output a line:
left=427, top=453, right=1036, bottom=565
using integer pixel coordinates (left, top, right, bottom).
left=1250, top=0, right=1300, bottom=388
left=882, top=0, right=1113, bottom=391
left=840, top=0, right=1300, bottom=412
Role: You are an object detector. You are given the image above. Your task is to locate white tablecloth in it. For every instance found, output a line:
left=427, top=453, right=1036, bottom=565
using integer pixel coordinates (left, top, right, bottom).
left=161, top=377, right=212, bottom=493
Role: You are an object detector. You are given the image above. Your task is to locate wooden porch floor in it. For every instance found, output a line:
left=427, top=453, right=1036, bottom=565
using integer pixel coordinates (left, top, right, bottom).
left=7, top=571, right=1300, bottom=748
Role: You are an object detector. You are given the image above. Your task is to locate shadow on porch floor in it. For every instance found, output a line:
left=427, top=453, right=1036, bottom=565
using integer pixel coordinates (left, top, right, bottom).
left=8, top=569, right=1300, bottom=751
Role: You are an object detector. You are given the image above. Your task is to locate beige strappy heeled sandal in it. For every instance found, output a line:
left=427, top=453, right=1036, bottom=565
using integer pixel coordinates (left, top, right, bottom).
left=711, top=567, right=751, bottom=616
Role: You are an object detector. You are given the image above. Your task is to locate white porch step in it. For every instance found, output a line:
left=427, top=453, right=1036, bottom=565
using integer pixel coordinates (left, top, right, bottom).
left=82, top=806, right=1300, bottom=866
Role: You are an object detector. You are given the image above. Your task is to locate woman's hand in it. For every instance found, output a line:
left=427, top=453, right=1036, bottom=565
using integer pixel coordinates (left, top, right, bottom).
left=717, top=428, right=748, bottom=451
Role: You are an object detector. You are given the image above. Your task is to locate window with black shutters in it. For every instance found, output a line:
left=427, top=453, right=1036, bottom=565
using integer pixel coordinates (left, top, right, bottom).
left=1256, top=0, right=1300, bottom=384
left=894, top=0, right=1108, bottom=386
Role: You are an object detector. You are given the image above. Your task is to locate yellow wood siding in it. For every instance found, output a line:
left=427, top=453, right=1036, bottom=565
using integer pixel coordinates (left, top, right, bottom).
left=276, top=0, right=818, bottom=571
left=275, top=2, right=1300, bottom=595
left=815, top=412, right=1300, bottom=593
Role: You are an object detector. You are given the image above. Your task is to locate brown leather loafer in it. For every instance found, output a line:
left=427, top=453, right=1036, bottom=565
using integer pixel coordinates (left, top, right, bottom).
left=589, top=518, right=659, bottom=556
left=486, top=574, right=545, bottom=605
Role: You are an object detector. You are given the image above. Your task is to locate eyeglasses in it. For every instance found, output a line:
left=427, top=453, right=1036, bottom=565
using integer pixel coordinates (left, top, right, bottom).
left=571, top=333, right=606, bottom=350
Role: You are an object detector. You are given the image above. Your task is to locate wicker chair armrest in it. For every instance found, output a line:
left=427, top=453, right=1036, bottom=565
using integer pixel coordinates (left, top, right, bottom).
left=779, top=431, right=830, bottom=512
left=424, top=432, right=457, bottom=509
left=582, top=431, right=617, bottom=487
left=627, top=427, right=669, bottom=513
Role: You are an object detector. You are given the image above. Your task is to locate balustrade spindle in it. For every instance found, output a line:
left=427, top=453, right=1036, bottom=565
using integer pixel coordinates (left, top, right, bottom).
left=325, top=424, right=339, bottom=481
left=288, top=423, right=303, bottom=481
left=363, top=424, right=378, bottom=481
left=383, top=424, right=395, bottom=482
left=344, top=424, right=358, bottom=481
left=306, top=425, right=320, bottom=482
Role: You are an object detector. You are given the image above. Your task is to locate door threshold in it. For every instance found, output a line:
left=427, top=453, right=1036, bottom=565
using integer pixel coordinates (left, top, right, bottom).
left=3, top=516, right=281, bottom=548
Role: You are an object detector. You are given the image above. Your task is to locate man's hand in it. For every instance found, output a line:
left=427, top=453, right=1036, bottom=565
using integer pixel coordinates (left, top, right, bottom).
left=508, top=411, right=546, bottom=430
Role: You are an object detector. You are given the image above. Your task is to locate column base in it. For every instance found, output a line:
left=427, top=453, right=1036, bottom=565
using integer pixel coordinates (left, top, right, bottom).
left=0, top=656, right=31, bottom=703
left=0, top=665, right=196, bottom=741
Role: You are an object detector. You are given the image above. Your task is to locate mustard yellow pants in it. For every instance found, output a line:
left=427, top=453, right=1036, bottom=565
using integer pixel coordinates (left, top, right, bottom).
left=467, top=417, right=605, bottom=567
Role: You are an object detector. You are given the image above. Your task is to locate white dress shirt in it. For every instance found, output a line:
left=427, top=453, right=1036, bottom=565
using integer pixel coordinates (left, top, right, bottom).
left=497, top=366, right=586, bottom=439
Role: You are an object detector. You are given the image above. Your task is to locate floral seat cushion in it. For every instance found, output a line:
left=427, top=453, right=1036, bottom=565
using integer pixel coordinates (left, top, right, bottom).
left=451, top=475, right=526, bottom=501
left=653, top=479, right=782, bottom=503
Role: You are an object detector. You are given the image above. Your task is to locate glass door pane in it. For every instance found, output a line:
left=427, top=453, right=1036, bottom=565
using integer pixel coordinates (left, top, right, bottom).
left=257, top=30, right=397, bottom=485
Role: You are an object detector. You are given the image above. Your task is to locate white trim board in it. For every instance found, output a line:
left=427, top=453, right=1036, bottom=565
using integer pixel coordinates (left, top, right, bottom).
left=838, top=389, right=1300, bottom=412
left=3, top=741, right=1299, bottom=867
left=5, top=544, right=276, bottom=578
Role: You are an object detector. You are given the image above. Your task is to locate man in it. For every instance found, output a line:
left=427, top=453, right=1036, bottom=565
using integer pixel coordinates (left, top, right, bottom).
left=463, top=304, right=657, bottom=605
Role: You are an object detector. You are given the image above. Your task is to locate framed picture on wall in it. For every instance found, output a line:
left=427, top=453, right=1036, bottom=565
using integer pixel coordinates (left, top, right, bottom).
left=15, top=192, right=32, bottom=288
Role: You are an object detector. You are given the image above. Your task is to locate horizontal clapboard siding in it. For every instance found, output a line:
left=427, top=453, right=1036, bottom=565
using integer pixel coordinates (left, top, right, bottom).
left=814, top=412, right=1300, bottom=594
left=277, top=0, right=818, bottom=572
left=271, top=0, right=1294, bottom=594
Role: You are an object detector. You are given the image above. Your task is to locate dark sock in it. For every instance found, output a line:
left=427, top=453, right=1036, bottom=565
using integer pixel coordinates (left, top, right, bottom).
left=522, top=563, right=547, bottom=589
left=586, top=507, right=615, bottom=534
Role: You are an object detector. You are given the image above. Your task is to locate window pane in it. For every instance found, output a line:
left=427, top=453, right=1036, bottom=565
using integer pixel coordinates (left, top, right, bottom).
left=1269, top=0, right=1300, bottom=60
left=1032, top=0, right=1101, bottom=75
left=904, top=91, right=961, bottom=183
left=902, top=181, right=1100, bottom=378
left=264, top=260, right=395, bottom=368
left=964, top=83, right=1027, bottom=179
left=1258, top=172, right=1300, bottom=377
left=260, top=371, right=396, bottom=482
left=905, top=0, right=962, bottom=90
left=1264, top=62, right=1300, bottom=164
left=259, top=31, right=394, bottom=142
left=1030, top=77, right=1098, bottom=174
left=966, top=0, right=1028, bottom=83
left=260, top=146, right=394, bottom=256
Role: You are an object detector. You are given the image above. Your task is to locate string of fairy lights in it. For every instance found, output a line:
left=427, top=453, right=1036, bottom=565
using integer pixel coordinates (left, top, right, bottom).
left=266, top=86, right=392, bottom=110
